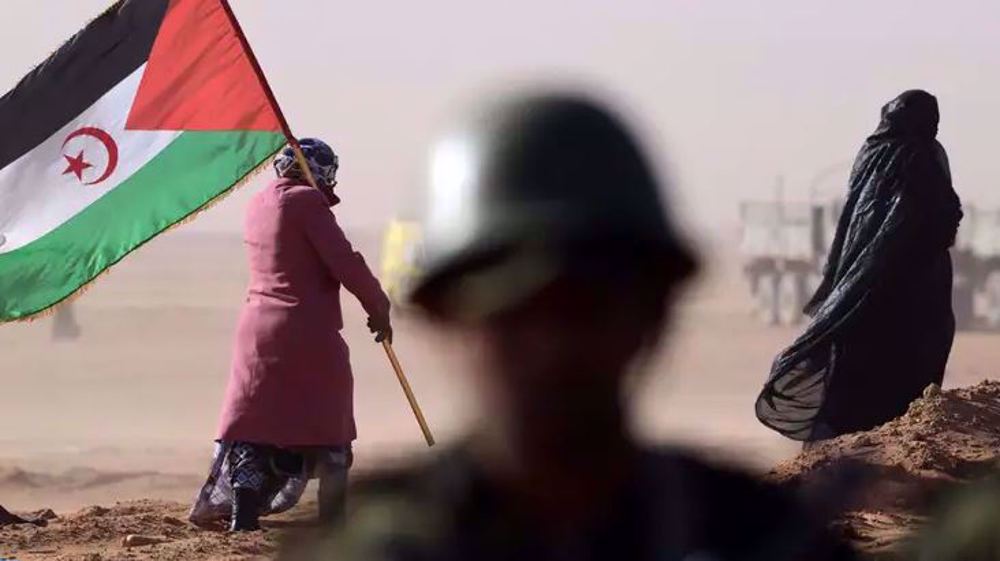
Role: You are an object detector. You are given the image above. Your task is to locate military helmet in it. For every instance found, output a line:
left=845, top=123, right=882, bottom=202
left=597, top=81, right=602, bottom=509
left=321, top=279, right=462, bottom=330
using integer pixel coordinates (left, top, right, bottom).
left=410, top=93, right=697, bottom=318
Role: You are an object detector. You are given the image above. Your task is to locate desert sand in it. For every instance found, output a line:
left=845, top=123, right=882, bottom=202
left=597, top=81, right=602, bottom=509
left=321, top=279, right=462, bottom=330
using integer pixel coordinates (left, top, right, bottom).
left=771, top=381, right=1000, bottom=558
left=1, top=230, right=998, bottom=559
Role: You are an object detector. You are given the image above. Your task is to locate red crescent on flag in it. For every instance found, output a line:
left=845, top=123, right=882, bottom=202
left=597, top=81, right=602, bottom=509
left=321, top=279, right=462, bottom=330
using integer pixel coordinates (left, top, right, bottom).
left=62, top=127, right=119, bottom=185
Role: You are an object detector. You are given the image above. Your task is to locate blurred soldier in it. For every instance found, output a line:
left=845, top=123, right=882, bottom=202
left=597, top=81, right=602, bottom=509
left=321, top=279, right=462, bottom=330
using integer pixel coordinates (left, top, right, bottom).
left=285, top=94, right=854, bottom=560
left=758, top=90, right=962, bottom=443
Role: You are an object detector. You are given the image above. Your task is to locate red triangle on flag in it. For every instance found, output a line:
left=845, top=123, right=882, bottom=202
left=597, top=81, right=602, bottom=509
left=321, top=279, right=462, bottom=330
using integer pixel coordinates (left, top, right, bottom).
left=126, top=0, right=283, bottom=132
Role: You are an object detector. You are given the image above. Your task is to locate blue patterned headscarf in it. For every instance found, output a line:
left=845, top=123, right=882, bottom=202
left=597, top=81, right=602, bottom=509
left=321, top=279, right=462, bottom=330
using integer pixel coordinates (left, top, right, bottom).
left=273, top=138, right=339, bottom=187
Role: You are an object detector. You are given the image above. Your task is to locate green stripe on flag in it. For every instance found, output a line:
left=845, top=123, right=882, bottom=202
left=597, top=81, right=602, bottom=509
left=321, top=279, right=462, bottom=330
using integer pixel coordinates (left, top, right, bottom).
left=0, top=130, right=286, bottom=321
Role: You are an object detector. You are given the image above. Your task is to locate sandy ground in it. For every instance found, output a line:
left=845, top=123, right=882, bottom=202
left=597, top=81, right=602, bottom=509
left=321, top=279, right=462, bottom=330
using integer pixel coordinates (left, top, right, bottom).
left=0, top=500, right=291, bottom=560
left=1, top=230, right=998, bottom=559
left=770, top=381, right=1000, bottom=558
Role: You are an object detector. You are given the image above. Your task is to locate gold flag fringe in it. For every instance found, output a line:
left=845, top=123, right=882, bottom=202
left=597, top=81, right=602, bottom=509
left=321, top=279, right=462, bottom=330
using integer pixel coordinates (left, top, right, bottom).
left=2, top=0, right=125, bottom=325
left=4, top=0, right=286, bottom=325
left=8, top=152, right=279, bottom=325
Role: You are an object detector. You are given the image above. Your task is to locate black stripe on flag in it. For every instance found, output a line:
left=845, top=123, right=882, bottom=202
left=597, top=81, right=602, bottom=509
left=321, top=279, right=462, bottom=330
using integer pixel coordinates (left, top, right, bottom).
left=0, top=0, right=169, bottom=171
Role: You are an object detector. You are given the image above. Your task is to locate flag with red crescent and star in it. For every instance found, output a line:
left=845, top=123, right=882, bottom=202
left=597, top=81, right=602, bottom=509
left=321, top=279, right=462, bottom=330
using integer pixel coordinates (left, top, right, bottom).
left=0, top=0, right=291, bottom=322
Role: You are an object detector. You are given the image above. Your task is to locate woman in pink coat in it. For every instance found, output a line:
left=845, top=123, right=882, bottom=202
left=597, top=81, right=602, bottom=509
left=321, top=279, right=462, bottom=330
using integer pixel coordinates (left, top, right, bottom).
left=190, top=139, right=391, bottom=531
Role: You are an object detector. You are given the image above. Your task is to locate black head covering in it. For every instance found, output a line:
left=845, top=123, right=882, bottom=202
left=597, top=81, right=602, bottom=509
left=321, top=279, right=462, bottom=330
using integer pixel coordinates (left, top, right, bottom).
left=757, top=89, right=961, bottom=441
left=870, top=89, right=940, bottom=140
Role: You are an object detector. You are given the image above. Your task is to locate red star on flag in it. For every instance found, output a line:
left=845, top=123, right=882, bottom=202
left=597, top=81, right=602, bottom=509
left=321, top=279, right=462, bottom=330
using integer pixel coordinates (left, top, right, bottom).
left=62, top=150, right=93, bottom=181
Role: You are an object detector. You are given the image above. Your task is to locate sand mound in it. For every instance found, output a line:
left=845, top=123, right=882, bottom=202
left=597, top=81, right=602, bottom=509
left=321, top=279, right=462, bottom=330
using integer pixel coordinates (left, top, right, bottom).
left=770, top=381, right=1000, bottom=557
left=0, top=500, right=314, bottom=560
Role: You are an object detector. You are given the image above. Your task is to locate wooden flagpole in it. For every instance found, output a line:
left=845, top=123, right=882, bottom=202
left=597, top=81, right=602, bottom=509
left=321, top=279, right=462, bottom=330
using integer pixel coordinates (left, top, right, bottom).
left=382, top=341, right=435, bottom=446
left=219, top=0, right=435, bottom=447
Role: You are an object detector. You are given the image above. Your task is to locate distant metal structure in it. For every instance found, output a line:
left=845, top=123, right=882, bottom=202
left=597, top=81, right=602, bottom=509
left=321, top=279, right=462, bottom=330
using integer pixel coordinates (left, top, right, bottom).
left=740, top=196, right=837, bottom=327
left=740, top=190, right=1000, bottom=330
left=51, top=302, right=82, bottom=341
left=955, top=206, right=1000, bottom=329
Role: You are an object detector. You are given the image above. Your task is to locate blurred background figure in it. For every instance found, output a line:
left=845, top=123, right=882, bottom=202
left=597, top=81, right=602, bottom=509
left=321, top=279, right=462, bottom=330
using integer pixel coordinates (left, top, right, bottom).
left=757, top=90, right=962, bottom=444
left=285, top=94, right=854, bottom=561
left=190, top=139, right=392, bottom=531
left=50, top=303, right=81, bottom=342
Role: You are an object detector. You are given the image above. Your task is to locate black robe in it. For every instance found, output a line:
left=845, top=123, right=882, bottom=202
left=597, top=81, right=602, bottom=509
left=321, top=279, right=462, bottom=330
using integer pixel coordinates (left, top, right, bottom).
left=756, top=90, right=963, bottom=441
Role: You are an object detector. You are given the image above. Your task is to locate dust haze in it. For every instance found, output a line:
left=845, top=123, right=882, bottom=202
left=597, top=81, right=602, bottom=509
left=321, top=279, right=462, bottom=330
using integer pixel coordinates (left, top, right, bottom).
left=2, top=0, right=1000, bottom=515
left=6, top=1, right=1000, bottom=234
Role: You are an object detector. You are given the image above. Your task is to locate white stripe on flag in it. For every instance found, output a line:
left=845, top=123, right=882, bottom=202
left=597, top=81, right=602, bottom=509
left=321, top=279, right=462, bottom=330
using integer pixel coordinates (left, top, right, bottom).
left=0, top=64, right=181, bottom=254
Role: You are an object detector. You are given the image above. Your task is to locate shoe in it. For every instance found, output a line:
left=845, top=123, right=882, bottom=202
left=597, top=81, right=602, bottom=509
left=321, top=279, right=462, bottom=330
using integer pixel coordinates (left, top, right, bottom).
left=229, top=487, right=261, bottom=532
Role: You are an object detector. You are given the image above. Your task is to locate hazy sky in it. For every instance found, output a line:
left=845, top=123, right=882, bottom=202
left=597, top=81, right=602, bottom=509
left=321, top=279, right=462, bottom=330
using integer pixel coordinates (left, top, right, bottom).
left=4, top=1, right=1000, bottom=238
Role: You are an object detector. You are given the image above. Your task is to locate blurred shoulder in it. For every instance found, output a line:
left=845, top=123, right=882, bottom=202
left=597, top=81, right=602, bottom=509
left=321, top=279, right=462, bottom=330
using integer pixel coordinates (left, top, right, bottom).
left=346, top=445, right=803, bottom=518
left=654, top=447, right=857, bottom=560
left=280, top=452, right=461, bottom=560
left=651, top=447, right=800, bottom=518
left=655, top=446, right=781, bottom=492
left=349, top=445, right=471, bottom=504
left=350, top=446, right=812, bottom=534
left=286, top=446, right=853, bottom=561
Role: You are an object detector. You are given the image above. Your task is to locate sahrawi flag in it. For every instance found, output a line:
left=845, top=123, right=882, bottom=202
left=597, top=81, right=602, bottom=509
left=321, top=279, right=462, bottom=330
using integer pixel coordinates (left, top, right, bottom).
left=0, top=0, right=289, bottom=322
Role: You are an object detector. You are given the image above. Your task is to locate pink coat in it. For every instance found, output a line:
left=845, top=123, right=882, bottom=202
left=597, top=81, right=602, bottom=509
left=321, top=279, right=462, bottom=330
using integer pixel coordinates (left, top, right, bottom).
left=218, top=179, right=390, bottom=447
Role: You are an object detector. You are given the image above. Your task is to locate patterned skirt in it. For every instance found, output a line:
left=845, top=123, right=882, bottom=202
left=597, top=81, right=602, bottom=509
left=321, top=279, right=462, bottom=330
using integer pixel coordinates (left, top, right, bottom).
left=188, top=440, right=351, bottom=526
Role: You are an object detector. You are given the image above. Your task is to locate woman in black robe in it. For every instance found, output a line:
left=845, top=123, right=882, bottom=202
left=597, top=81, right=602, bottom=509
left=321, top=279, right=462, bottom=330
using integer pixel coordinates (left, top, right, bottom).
left=756, top=90, right=963, bottom=442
